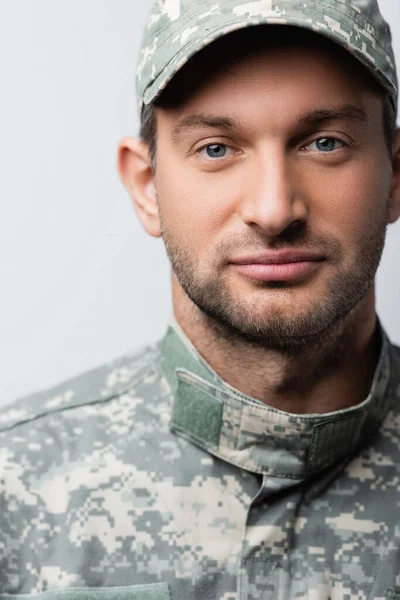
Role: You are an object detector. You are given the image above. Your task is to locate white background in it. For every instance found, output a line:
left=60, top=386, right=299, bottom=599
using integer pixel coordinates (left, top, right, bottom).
left=0, top=0, right=399, bottom=403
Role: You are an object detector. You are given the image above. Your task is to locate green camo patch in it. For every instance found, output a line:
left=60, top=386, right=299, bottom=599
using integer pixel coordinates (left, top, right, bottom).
left=171, top=372, right=223, bottom=449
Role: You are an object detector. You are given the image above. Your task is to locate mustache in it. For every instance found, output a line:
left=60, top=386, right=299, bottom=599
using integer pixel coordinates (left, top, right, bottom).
left=213, top=225, right=344, bottom=262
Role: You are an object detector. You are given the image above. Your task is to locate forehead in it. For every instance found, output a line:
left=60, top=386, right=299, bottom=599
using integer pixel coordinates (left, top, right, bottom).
left=184, top=48, right=366, bottom=110
left=156, top=27, right=379, bottom=112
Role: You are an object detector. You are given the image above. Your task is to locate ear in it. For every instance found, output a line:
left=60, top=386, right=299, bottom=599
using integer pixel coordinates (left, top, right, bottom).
left=118, top=137, right=162, bottom=238
left=388, top=128, right=400, bottom=225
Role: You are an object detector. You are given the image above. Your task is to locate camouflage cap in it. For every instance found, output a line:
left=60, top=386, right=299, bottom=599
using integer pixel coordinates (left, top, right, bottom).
left=136, top=0, right=398, bottom=115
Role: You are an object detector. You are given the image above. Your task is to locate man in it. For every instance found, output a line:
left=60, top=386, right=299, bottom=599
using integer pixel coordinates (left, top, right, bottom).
left=1, top=0, right=400, bottom=598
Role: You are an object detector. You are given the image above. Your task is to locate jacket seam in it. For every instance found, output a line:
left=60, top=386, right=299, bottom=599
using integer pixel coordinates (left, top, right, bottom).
left=0, top=363, right=156, bottom=435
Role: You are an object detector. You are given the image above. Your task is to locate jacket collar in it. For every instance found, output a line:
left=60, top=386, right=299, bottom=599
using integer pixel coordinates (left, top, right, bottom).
left=159, top=318, right=394, bottom=479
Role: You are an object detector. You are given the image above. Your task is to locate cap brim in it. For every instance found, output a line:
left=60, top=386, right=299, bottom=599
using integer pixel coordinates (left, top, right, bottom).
left=142, top=13, right=397, bottom=112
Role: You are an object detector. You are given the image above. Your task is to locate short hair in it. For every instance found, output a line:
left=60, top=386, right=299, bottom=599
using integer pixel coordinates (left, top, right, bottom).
left=140, top=27, right=398, bottom=168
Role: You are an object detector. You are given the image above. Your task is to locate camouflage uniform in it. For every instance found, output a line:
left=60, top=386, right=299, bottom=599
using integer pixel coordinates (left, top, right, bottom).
left=0, top=319, right=400, bottom=599
left=2, top=0, right=399, bottom=598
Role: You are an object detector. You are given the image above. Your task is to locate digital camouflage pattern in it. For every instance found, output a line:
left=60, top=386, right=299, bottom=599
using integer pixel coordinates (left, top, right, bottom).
left=0, top=319, right=400, bottom=599
left=136, top=0, right=398, bottom=114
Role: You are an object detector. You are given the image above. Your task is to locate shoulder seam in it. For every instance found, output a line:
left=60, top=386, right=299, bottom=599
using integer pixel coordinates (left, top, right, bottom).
left=0, top=362, right=155, bottom=435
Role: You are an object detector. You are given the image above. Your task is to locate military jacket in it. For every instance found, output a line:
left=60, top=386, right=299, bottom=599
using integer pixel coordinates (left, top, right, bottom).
left=1, top=320, right=400, bottom=600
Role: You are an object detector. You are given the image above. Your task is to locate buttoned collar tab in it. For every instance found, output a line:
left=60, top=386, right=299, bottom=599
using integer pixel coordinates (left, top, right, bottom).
left=160, top=320, right=393, bottom=479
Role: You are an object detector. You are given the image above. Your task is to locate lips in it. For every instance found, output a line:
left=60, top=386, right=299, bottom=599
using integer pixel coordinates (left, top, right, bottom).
left=231, top=250, right=325, bottom=265
left=230, top=250, right=325, bottom=282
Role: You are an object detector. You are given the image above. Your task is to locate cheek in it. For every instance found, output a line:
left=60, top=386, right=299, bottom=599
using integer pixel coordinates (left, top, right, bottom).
left=304, top=156, right=390, bottom=243
left=155, top=158, right=235, bottom=246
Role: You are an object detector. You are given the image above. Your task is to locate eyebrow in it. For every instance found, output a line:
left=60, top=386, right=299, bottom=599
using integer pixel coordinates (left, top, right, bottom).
left=296, top=103, right=368, bottom=128
left=170, top=103, right=368, bottom=144
left=171, top=114, right=243, bottom=143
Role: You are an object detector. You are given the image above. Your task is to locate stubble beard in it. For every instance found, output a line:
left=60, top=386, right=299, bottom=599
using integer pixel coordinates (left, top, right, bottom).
left=160, top=211, right=388, bottom=354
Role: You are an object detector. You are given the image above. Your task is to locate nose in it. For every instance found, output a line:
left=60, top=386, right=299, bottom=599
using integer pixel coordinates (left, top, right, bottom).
left=240, top=148, right=308, bottom=236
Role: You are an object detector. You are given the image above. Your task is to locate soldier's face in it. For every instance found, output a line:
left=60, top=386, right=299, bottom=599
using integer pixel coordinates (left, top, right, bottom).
left=153, top=44, right=397, bottom=347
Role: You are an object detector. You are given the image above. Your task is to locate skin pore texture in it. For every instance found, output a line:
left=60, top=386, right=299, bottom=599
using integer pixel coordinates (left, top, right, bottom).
left=119, top=33, right=400, bottom=415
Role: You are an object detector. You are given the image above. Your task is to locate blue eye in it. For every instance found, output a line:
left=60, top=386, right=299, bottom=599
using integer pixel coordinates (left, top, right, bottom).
left=204, top=144, right=228, bottom=158
left=308, top=138, right=344, bottom=152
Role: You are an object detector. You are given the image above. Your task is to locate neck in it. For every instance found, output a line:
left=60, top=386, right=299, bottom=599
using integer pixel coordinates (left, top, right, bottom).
left=171, top=277, right=380, bottom=415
